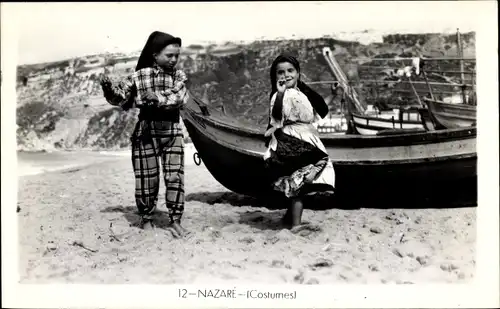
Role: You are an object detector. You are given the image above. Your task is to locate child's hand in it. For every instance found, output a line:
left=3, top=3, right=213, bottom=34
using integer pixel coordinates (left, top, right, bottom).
left=330, top=82, right=339, bottom=92
left=330, top=82, right=342, bottom=97
left=143, top=92, right=159, bottom=105
left=100, top=75, right=115, bottom=100
left=277, top=77, right=286, bottom=93
left=100, top=75, right=113, bottom=89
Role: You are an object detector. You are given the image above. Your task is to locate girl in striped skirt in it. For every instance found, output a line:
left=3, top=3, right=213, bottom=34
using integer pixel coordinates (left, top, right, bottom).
left=264, top=54, right=336, bottom=228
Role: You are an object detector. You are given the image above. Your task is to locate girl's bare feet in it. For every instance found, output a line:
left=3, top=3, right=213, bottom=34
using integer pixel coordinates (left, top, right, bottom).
left=170, top=220, right=192, bottom=239
left=290, top=198, right=304, bottom=228
left=281, top=198, right=304, bottom=229
left=140, top=218, right=155, bottom=231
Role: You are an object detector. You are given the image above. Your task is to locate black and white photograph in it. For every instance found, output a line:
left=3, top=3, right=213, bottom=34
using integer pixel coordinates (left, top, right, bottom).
left=2, top=1, right=498, bottom=308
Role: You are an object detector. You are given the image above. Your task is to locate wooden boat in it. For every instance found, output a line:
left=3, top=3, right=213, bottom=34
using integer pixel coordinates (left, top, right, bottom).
left=316, top=114, right=349, bottom=134
left=322, top=47, right=429, bottom=136
left=423, top=98, right=477, bottom=129
left=350, top=109, right=425, bottom=135
left=181, top=95, right=477, bottom=208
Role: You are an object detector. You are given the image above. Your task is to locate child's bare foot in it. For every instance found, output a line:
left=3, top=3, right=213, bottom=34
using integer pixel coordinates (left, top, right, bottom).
left=289, top=198, right=304, bottom=228
left=168, top=227, right=181, bottom=238
left=171, top=220, right=193, bottom=239
left=140, top=219, right=155, bottom=231
left=290, top=223, right=322, bottom=234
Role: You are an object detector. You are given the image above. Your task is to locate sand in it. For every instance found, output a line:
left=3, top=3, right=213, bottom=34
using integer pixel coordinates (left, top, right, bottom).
left=17, top=148, right=476, bottom=284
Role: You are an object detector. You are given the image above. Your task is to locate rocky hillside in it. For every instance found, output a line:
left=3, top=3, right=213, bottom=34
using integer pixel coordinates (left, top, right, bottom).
left=16, top=32, right=476, bottom=151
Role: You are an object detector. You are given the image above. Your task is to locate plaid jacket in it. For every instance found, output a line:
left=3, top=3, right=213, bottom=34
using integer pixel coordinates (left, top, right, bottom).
left=104, top=64, right=189, bottom=109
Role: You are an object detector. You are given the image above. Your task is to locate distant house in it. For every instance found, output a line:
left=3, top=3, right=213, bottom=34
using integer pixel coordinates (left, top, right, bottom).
left=83, top=56, right=105, bottom=68
left=114, top=60, right=137, bottom=72
left=76, top=67, right=105, bottom=78
left=104, top=65, right=114, bottom=74
left=64, top=66, right=75, bottom=75
left=209, top=44, right=242, bottom=57
left=128, top=51, right=141, bottom=58
left=185, top=44, right=206, bottom=55
left=51, top=71, right=64, bottom=79
left=27, top=73, right=52, bottom=82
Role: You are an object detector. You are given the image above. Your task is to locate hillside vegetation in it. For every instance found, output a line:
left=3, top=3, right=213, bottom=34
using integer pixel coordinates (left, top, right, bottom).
left=16, top=32, right=476, bottom=151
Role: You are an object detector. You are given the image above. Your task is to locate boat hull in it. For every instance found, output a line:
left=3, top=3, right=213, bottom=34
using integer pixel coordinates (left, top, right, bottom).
left=181, top=96, right=477, bottom=208
left=352, top=113, right=424, bottom=135
left=425, top=99, right=477, bottom=129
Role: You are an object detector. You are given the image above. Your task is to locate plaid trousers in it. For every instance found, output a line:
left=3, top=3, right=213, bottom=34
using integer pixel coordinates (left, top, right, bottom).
left=131, top=120, right=185, bottom=222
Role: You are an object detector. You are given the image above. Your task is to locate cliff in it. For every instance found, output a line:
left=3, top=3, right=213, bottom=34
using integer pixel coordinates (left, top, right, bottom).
left=16, top=32, right=475, bottom=151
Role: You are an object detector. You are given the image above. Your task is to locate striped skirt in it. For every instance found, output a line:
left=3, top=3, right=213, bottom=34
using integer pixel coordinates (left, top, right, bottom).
left=265, top=129, right=335, bottom=198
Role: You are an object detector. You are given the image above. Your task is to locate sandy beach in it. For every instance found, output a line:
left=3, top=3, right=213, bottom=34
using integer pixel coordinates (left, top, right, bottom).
left=17, top=145, right=476, bottom=284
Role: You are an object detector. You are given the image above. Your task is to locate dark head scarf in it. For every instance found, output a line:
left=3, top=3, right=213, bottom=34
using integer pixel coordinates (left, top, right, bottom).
left=135, top=31, right=182, bottom=71
left=120, top=31, right=182, bottom=111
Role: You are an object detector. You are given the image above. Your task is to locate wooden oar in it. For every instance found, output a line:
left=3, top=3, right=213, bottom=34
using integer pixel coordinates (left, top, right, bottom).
left=457, top=28, right=468, bottom=104
left=407, top=75, right=423, bottom=107
left=421, top=67, right=436, bottom=101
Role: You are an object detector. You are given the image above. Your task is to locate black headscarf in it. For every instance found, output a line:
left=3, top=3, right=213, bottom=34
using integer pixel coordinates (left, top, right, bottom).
left=265, top=54, right=329, bottom=139
left=121, top=31, right=182, bottom=111
left=135, top=31, right=182, bottom=71
left=269, top=54, right=328, bottom=117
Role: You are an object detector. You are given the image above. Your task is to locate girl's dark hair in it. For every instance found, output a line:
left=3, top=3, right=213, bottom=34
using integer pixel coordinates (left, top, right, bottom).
left=264, top=54, right=329, bottom=147
left=268, top=54, right=328, bottom=118
left=135, top=31, right=182, bottom=72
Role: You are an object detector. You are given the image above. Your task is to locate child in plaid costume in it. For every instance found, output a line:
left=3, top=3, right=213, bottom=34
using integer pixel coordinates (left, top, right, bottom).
left=160, top=72, right=187, bottom=106
left=100, top=31, right=190, bottom=238
left=133, top=66, right=188, bottom=107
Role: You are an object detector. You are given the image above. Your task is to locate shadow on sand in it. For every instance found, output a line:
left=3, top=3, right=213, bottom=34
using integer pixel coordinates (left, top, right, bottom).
left=237, top=209, right=287, bottom=231
left=100, top=206, right=173, bottom=229
left=186, top=185, right=477, bottom=231
left=100, top=177, right=476, bottom=232
left=100, top=203, right=289, bottom=232
left=233, top=209, right=325, bottom=233
left=186, top=191, right=288, bottom=230
left=186, top=179, right=477, bottom=211
left=186, top=191, right=266, bottom=207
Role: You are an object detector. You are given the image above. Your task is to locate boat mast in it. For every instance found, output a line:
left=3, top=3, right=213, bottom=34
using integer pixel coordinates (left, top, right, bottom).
left=407, top=75, right=423, bottom=107
left=456, top=28, right=468, bottom=104
left=321, top=47, right=366, bottom=114
left=421, top=65, right=436, bottom=101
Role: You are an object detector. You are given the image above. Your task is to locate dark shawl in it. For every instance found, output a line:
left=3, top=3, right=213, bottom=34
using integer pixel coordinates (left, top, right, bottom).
left=135, top=31, right=182, bottom=72
left=122, top=31, right=182, bottom=113
left=265, top=54, right=329, bottom=146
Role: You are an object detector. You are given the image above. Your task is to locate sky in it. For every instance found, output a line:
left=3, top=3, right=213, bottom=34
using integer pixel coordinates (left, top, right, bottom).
left=3, top=1, right=490, bottom=65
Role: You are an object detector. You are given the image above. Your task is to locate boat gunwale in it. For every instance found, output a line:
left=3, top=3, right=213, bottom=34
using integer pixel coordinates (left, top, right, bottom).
left=426, top=101, right=476, bottom=119
left=425, top=98, right=477, bottom=129
left=182, top=106, right=477, bottom=166
left=183, top=102, right=476, bottom=149
left=351, top=112, right=423, bottom=126
left=352, top=121, right=425, bottom=132
left=428, top=110, right=476, bottom=121
left=423, top=97, right=477, bottom=112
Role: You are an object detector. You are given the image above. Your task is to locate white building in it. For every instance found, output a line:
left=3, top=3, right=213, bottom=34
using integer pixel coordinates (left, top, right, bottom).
left=114, top=60, right=137, bottom=72
left=27, top=73, right=52, bottom=82
left=84, top=56, right=105, bottom=68
left=76, top=67, right=105, bottom=78
left=51, top=71, right=64, bottom=79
